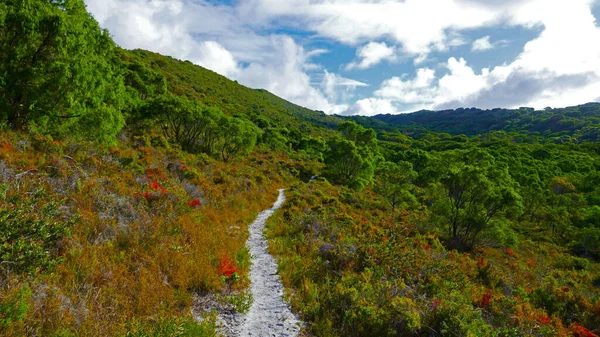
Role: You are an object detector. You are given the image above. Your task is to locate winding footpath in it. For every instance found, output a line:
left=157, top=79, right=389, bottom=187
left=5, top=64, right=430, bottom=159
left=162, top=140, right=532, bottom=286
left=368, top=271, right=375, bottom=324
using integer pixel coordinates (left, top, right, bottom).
left=231, top=189, right=302, bottom=336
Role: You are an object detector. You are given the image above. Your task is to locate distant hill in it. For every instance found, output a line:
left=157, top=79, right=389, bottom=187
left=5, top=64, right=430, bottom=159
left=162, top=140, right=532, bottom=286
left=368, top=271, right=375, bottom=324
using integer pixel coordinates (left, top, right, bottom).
left=364, top=103, right=600, bottom=141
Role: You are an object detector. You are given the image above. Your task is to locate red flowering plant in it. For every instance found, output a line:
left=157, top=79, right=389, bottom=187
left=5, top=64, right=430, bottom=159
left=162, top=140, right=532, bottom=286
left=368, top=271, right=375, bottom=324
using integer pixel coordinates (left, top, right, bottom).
left=187, top=199, right=201, bottom=208
left=479, top=289, right=493, bottom=308
left=572, top=323, right=598, bottom=337
left=219, top=255, right=241, bottom=281
left=505, top=248, right=517, bottom=257
left=135, top=168, right=168, bottom=202
left=148, top=180, right=167, bottom=194
left=536, top=315, right=552, bottom=325
left=431, top=299, right=444, bottom=311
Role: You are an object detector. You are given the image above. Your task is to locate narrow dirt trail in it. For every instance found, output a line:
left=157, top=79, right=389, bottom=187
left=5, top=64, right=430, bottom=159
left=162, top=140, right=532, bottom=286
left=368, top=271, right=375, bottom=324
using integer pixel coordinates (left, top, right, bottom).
left=233, top=188, right=302, bottom=336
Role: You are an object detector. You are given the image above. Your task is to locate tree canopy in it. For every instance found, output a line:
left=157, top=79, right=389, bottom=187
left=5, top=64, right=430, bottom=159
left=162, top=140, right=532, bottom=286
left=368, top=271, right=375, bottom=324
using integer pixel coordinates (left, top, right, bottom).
left=0, top=0, right=126, bottom=141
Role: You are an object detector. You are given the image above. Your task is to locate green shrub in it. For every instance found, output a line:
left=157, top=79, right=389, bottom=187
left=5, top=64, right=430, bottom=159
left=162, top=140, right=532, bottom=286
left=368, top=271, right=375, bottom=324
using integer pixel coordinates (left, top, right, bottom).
left=0, top=190, right=74, bottom=274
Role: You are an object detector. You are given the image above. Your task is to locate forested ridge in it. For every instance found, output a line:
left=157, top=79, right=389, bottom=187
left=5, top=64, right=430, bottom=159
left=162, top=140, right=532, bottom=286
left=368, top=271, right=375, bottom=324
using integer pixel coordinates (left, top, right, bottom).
left=1, top=1, right=599, bottom=336
left=357, top=103, right=600, bottom=142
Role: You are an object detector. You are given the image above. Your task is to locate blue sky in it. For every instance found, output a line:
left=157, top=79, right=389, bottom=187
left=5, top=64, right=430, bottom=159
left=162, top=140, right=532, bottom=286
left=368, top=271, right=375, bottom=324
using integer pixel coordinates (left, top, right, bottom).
left=85, top=0, right=600, bottom=115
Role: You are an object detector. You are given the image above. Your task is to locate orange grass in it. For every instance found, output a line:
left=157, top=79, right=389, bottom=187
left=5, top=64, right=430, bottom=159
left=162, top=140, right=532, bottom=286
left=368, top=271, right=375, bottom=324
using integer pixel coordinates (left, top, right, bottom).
left=0, top=131, right=295, bottom=336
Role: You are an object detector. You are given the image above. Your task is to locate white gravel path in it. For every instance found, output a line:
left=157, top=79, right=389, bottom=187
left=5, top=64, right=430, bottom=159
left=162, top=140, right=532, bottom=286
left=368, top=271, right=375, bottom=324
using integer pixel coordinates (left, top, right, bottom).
left=199, top=189, right=301, bottom=336
left=235, top=188, right=302, bottom=337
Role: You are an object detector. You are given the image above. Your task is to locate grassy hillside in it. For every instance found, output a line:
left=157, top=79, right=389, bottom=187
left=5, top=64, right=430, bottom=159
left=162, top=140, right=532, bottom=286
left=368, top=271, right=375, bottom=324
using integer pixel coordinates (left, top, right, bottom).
left=120, top=49, right=342, bottom=135
left=0, top=129, right=320, bottom=336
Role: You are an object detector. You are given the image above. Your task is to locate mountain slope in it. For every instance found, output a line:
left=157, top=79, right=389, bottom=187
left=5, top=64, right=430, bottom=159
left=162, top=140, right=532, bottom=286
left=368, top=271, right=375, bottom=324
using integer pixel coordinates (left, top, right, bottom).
left=121, top=49, right=342, bottom=135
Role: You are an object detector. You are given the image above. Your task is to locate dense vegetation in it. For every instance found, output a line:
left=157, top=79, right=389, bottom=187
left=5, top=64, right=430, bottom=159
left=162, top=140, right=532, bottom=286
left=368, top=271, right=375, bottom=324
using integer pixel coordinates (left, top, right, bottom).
left=1, top=1, right=599, bottom=336
left=363, top=104, right=600, bottom=143
left=268, top=129, right=600, bottom=336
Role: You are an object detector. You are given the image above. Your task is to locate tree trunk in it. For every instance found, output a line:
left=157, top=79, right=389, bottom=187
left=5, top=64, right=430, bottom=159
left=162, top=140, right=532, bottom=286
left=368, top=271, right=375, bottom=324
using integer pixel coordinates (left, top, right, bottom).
left=7, top=109, right=26, bottom=131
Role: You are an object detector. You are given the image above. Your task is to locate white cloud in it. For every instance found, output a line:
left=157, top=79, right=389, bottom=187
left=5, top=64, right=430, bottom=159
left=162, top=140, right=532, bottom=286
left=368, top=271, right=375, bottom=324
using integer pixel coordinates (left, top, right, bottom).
left=84, top=0, right=353, bottom=114
left=374, top=58, right=489, bottom=107
left=345, top=0, right=600, bottom=113
left=85, top=0, right=600, bottom=116
left=471, top=36, right=493, bottom=51
left=234, top=36, right=331, bottom=111
left=194, top=41, right=239, bottom=77
left=438, top=58, right=489, bottom=102
left=86, top=0, right=242, bottom=73
left=346, top=42, right=397, bottom=70
left=306, top=49, right=330, bottom=58
left=321, top=70, right=369, bottom=102
left=344, top=98, right=399, bottom=116
left=241, top=0, right=501, bottom=55
left=375, top=68, right=437, bottom=104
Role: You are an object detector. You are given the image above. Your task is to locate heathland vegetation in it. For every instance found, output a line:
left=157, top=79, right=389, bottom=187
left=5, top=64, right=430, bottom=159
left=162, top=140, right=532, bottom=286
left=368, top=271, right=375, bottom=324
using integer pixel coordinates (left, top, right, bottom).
left=1, top=1, right=599, bottom=336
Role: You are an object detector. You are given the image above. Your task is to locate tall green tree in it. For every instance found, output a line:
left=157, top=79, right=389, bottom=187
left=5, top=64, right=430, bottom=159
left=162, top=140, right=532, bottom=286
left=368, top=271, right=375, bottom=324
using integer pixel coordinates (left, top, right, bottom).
left=218, top=116, right=260, bottom=161
left=298, top=136, right=327, bottom=162
left=0, top=0, right=126, bottom=140
left=431, top=149, right=523, bottom=250
left=374, top=161, right=417, bottom=211
left=338, top=120, right=377, bottom=149
left=122, top=59, right=167, bottom=102
left=323, top=136, right=375, bottom=189
left=144, top=94, right=202, bottom=149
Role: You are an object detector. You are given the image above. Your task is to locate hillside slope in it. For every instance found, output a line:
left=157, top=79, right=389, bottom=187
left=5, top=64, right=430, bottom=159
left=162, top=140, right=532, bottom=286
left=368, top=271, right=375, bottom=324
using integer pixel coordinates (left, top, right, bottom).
left=120, top=49, right=342, bottom=135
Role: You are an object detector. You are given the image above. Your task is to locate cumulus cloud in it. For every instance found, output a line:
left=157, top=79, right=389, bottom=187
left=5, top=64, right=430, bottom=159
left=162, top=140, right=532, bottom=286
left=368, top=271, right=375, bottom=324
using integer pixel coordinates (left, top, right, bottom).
left=233, top=36, right=332, bottom=112
left=84, top=0, right=356, bottom=114
left=373, top=57, right=489, bottom=109
left=85, top=0, right=600, bottom=116
left=471, top=36, right=493, bottom=51
left=437, top=71, right=599, bottom=110
left=346, top=42, right=397, bottom=70
left=241, top=0, right=600, bottom=113
left=86, top=0, right=244, bottom=72
left=374, top=52, right=600, bottom=113
left=376, top=68, right=437, bottom=103
left=194, top=41, right=239, bottom=77
left=347, top=0, right=600, bottom=114
left=343, top=98, right=399, bottom=116
left=241, top=0, right=500, bottom=55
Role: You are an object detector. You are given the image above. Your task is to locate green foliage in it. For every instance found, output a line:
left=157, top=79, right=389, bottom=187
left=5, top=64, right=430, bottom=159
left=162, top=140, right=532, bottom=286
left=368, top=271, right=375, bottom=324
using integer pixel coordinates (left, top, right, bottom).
left=430, top=149, right=523, bottom=250
left=374, top=161, right=417, bottom=211
left=0, top=285, right=31, bottom=329
left=222, top=291, right=253, bottom=314
left=143, top=94, right=212, bottom=150
left=297, top=136, right=327, bottom=162
left=140, top=94, right=259, bottom=160
left=119, top=49, right=343, bottom=136
left=338, top=121, right=378, bottom=149
left=323, top=136, right=375, bottom=189
left=2, top=3, right=600, bottom=336
left=0, top=191, right=74, bottom=274
left=0, top=0, right=126, bottom=141
left=572, top=227, right=600, bottom=260
left=122, top=59, right=168, bottom=102
left=218, top=115, right=260, bottom=161
left=322, top=121, right=381, bottom=189
left=268, top=180, right=600, bottom=337
left=124, top=315, right=218, bottom=337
